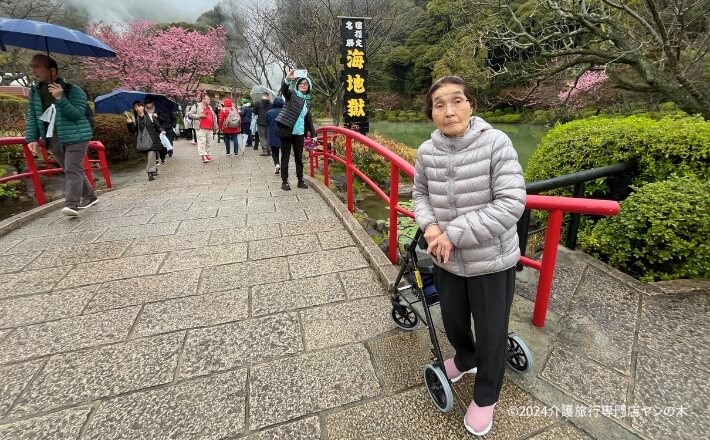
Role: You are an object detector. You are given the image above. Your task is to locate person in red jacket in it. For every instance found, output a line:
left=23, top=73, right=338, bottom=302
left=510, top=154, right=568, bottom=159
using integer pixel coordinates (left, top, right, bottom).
left=218, top=98, right=242, bottom=156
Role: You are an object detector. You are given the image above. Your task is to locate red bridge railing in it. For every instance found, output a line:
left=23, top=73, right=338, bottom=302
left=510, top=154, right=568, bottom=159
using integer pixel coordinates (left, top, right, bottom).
left=311, top=126, right=620, bottom=327
left=0, top=137, right=112, bottom=206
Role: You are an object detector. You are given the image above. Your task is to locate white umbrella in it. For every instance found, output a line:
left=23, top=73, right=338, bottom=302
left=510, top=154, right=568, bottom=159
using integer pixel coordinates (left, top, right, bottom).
left=250, top=85, right=277, bottom=103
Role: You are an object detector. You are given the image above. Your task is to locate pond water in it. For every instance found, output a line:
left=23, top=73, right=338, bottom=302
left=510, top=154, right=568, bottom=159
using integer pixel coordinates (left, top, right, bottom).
left=359, top=122, right=549, bottom=221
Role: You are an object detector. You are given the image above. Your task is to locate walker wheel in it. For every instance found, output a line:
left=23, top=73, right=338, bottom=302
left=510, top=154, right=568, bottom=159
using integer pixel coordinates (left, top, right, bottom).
left=390, top=302, right=419, bottom=330
left=506, top=333, right=533, bottom=373
left=424, top=363, right=454, bottom=413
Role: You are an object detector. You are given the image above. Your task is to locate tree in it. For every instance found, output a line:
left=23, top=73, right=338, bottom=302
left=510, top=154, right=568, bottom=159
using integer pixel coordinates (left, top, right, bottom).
left=83, top=21, right=227, bottom=99
left=476, top=0, right=710, bottom=119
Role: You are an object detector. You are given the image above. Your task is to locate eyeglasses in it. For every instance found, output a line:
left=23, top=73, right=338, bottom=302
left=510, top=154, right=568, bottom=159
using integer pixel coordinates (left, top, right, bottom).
left=432, top=98, right=470, bottom=112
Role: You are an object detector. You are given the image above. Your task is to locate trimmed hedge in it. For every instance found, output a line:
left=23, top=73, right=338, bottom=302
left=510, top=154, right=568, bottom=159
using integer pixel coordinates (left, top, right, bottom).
left=331, top=132, right=416, bottom=186
left=580, top=176, right=710, bottom=281
left=525, top=115, right=710, bottom=195
left=0, top=93, right=28, bottom=136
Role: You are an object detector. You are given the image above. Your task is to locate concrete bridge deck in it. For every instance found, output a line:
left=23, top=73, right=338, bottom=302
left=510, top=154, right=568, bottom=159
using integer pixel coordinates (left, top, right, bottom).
left=0, top=139, right=706, bottom=439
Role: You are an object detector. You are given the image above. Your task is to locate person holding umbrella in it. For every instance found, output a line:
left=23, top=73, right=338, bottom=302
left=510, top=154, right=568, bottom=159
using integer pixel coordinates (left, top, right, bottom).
left=25, top=54, right=97, bottom=216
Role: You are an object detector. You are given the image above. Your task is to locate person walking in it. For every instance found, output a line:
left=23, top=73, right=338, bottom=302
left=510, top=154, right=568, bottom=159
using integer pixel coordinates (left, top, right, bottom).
left=239, top=100, right=253, bottom=150
left=188, top=94, right=218, bottom=163
left=183, top=102, right=198, bottom=144
left=218, top=98, right=242, bottom=156
left=265, top=96, right=284, bottom=174
left=412, top=76, right=526, bottom=436
left=253, top=92, right=272, bottom=156
left=275, top=71, right=316, bottom=191
left=126, top=100, right=164, bottom=181
left=144, top=97, right=168, bottom=164
left=25, top=54, right=97, bottom=217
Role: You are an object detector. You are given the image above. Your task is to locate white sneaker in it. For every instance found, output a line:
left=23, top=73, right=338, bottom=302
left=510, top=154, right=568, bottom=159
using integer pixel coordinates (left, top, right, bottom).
left=61, top=207, right=78, bottom=217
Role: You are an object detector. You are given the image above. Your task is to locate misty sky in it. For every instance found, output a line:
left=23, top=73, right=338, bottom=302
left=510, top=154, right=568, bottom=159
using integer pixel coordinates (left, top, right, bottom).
left=66, top=0, right=222, bottom=24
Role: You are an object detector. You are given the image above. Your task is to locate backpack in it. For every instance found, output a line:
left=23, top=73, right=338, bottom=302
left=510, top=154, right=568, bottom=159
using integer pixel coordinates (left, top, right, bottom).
left=62, top=82, right=95, bottom=129
left=225, top=107, right=241, bottom=128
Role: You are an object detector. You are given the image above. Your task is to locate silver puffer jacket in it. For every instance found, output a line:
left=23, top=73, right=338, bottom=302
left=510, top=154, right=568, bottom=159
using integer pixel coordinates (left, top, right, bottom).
left=413, top=116, right=526, bottom=277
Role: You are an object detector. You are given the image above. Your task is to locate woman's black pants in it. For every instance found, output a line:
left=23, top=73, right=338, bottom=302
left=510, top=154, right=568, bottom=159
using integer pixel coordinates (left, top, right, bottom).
left=279, top=134, right=305, bottom=183
left=434, top=265, right=516, bottom=407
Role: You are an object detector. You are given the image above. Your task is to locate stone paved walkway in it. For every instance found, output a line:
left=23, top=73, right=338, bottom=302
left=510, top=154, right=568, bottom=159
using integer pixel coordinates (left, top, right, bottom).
left=0, top=139, right=706, bottom=439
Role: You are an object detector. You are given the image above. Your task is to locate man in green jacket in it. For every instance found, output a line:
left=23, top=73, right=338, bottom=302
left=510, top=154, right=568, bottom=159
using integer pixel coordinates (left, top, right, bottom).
left=25, top=54, right=97, bottom=217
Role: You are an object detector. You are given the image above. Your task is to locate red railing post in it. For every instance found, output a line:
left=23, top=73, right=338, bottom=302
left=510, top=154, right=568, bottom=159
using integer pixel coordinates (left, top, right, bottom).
left=531, top=209, right=564, bottom=327
left=83, top=154, right=96, bottom=189
left=345, top=136, right=354, bottom=213
left=323, top=132, right=330, bottom=188
left=21, top=142, right=46, bottom=205
left=388, top=163, right=400, bottom=264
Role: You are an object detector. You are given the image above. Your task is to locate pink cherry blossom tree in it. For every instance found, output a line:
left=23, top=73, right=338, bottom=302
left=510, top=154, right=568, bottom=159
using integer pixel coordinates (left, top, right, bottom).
left=84, top=20, right=226, bottom=99
left=559, top=70, right=609, bottom=104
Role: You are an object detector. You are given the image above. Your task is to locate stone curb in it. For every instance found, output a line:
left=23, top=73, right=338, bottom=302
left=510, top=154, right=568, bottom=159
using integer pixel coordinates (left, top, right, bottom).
left=303, top=175, right=399, bottom=292
left=0, top=188, right=113, bottom=239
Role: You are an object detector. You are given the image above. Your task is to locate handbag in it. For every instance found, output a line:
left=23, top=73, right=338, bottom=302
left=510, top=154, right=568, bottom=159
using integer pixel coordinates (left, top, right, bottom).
left=136, top=123, right=153, bottom=152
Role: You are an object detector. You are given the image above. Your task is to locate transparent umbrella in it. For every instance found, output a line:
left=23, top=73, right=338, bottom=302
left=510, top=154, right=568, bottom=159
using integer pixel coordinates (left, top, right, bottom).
left=250, top=85, right=277, bottom=104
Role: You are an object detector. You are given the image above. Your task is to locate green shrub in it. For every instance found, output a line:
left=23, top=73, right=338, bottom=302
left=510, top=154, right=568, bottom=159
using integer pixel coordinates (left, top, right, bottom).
left=658, top=102, right=678, bottom=112
left=331, top=132, right=416, bottom=186
left=0, top=93, right=28, bottom=136
left=528, top=109, right=554, bottom=125
left=385, top=111, right=398, bottom=122
left=579, top=108, right=599, bottom=118
left=525, top=115, right=710, bottom=195
left=580, top=176, right=710, bottom=281
left=92, top=114, right=141, bottom=163
left=487, top=113, right=523, bottom=123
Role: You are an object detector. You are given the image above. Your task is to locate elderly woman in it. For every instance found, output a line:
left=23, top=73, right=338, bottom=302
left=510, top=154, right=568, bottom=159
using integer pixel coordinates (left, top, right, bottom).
left=412, top=76, right=526, bottom=436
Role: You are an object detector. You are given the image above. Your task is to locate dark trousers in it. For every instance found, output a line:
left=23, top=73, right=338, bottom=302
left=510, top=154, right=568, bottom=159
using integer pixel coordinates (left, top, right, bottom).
left=48, top=137, right=96, bottom=210
left=435, top=265, right=516, bottom=407
left=242, top=125, right=253, bottom=146
left=279, top=134, right=304, bottom=183
left=271, top=147, right=280, bottom=166
left=223, top=133, right=237, bottom=154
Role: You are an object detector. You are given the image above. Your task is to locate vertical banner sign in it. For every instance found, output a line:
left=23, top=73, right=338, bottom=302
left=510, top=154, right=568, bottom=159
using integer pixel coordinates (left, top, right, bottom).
left=340, top=17, right=368, bottom=134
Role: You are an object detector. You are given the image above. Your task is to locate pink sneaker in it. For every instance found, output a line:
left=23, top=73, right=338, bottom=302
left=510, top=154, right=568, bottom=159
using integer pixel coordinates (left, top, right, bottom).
left=464, top=400, right=495, bottom=436
left=443, top=358, right=477, bottom=383
left=201, top=155, right=209, bottom=163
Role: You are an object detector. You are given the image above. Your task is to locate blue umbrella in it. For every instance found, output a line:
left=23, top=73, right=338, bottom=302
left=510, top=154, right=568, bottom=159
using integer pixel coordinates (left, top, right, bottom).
left=94, top=89, right=179, bottom=115
left=0, top=17, right=115, bottom=57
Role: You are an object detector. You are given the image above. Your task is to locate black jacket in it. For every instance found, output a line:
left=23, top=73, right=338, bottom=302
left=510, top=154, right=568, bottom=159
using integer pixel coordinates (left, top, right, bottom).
left=253, top=99, right=272, bottom=126
left=127, top=113, right=163, bottom=151
left=275, top=80, right=315, bottom=137
left=240, top=106, right=253, bottom=127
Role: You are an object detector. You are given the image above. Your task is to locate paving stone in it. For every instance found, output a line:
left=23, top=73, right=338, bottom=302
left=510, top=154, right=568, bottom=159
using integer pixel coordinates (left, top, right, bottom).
left=632, top=350, right=709, bottom=440
left=528, top=422, right=595, bottom=440
left=246, top=210, right=308, bottom=226
left=208, top=224, right=281, bottom=246
left=306, top=208, right=337, bottom=220
left=217, top=203, right=276, bottom=217
left=0, top=284, right=99, bottom=328
left=301, top=296, right=395, bottom=350
left=252, top=274, right=345, bottom=316
left=557, top=266, right=639, bottom=373
left=95, top=221, right=180, bottom=242
left=0, top=329, right=10, bottom=343
left=318, top=229, right=355, bottom=250
left=6, top=230, right=104, bottom=253
left=133, top=289, right=249, bottom=337
left=160, top=242, right=248, bottom=273
left=125, top=204, right=192, bottom=216
left=10, top=332, right=183, bottom=417
left=365, top=244, right=393, bottom=267
left=73, top=207, right=133, bottom=220
left=540, top=346, right=627, bottom=409
left=280, top=218, right=344, bottom=236
left=248, top=234, right=320, bottom=260
left=25, top=240, right=132, bottom=270
left=0, top=359, right=44, bottom=418
left=86, top=269, right=201, bottom=312
left=338, top=268, right=387, bottom=299
left=0, top=238, right=20, bottom=255
left=148, top=207, right=219, bottom=223
left=0, top=306, right=139, bottom=364
left=0, top=266, right=70, bottom=299
left=0, top=251, right=40, bottom=274
left=55, top=253, right=165, bottom=289
left=124, top=231, right=211, bottom=256
left=177, top=216, right=246, bottom=233
left=638, top=294, right=709, bottom=373
left=243, top=417, right=321, bottom=440
left=249, top=344, right=381, bottom=430
left=199, top=258, right=290, bottom=293
left=84, top=370, right=247, bottom=440
left=189, top=200, right=248, bottom=212
left=0, top=407, right=91, bottom=440
left=179, top=313, right=303, bottom=379
left=288, top=247, right=369, bottom=279
left=275, top=198, right=328, bottom=211
left=3, top=218, right=85, bottom=240
left=72, top=214, right=155, bottom=232
left=368, top=329, right=454, bottom=393
left=516, top=250, right=588, bottom=316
